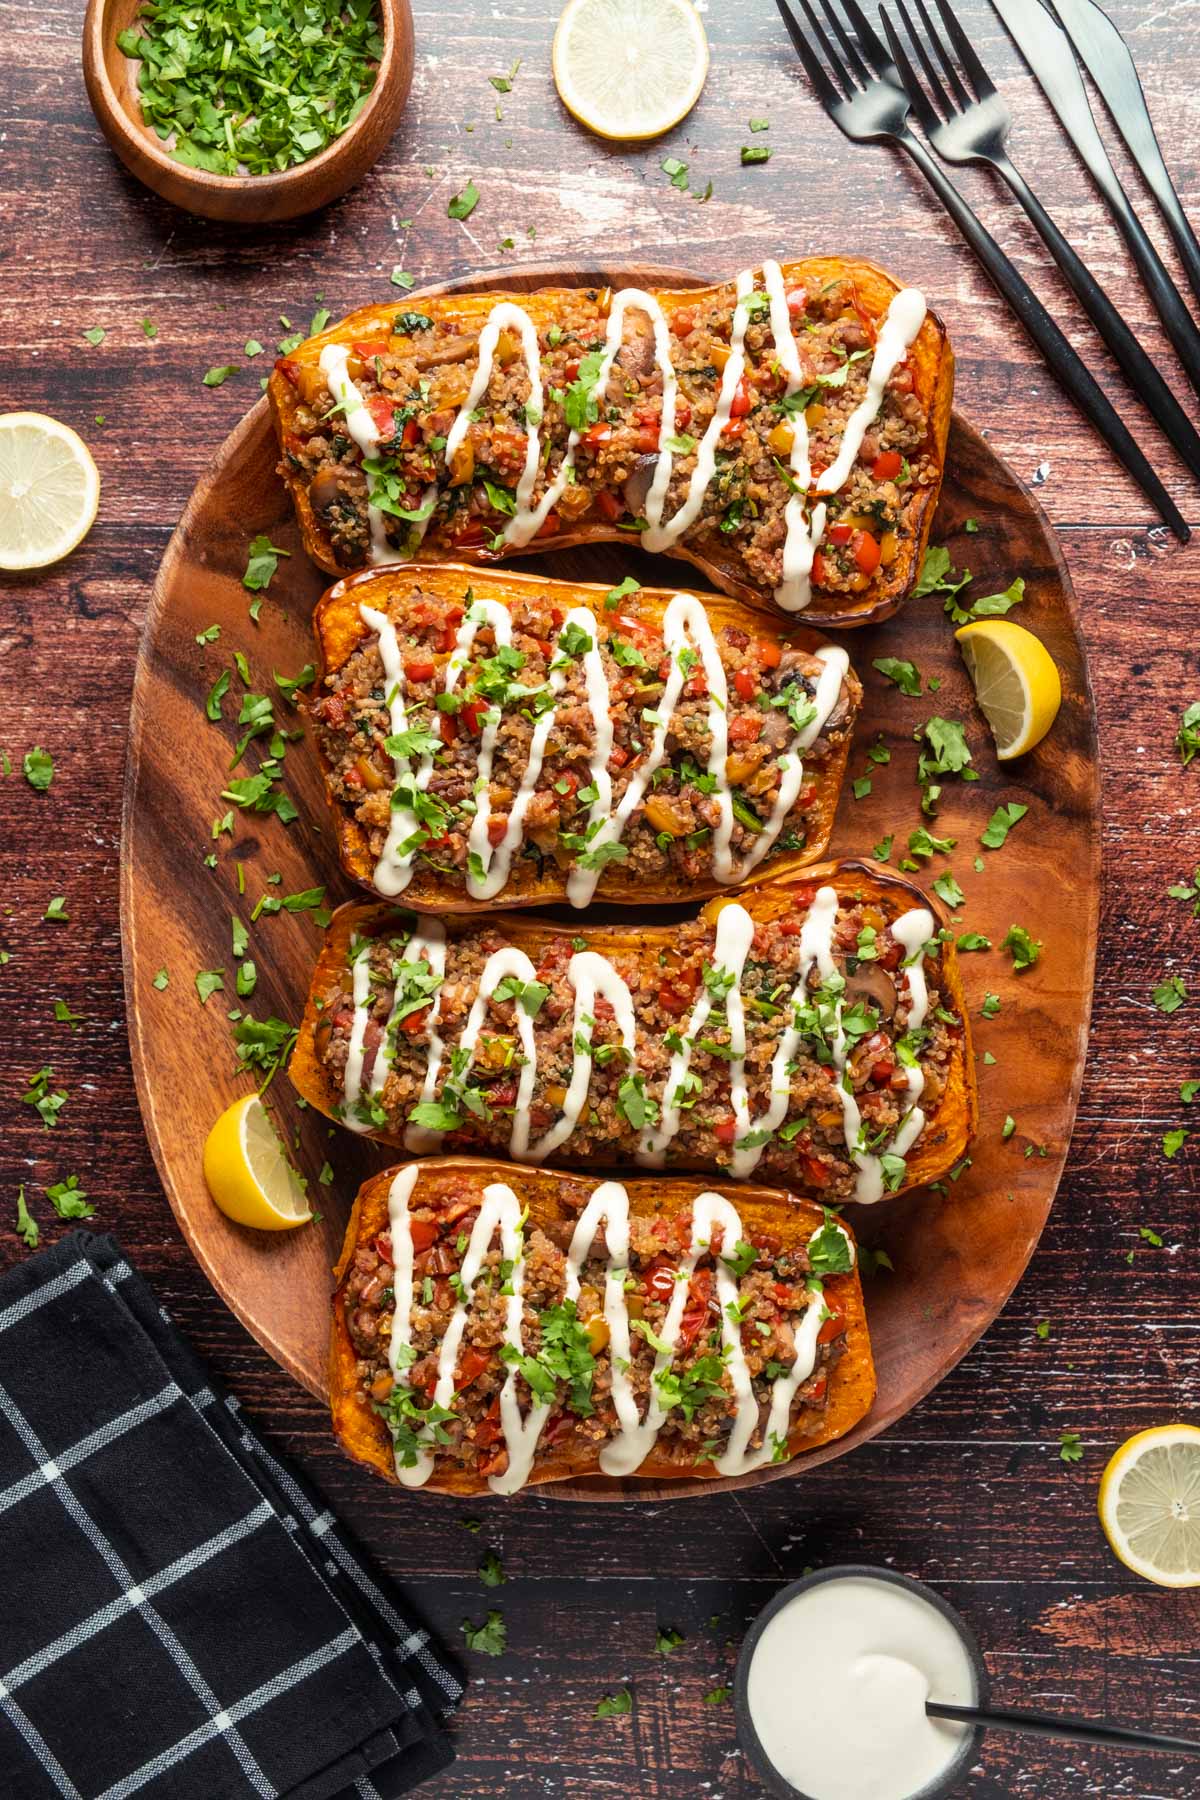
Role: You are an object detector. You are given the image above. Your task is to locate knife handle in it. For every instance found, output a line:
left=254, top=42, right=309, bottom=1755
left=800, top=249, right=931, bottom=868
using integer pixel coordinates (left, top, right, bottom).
left=897, top=130, right=1187, bottom=541
left=1072, top=145, right=1200, bottom=403
left=995, top=150, right=1200, bottom=480
left=1139, top=158, right=1200, bottom=317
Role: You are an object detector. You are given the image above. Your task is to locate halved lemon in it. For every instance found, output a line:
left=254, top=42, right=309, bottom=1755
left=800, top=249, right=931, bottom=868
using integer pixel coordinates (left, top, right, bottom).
left=203, top=1094, right=312, bottom=1231
left=0, top=412, right=100, bottom=572
left=955, top=618, right=1062, bottom=761
left=1098, top=1425, right=1200, bottom=1588
left=552, top=0, right=709, bottom=141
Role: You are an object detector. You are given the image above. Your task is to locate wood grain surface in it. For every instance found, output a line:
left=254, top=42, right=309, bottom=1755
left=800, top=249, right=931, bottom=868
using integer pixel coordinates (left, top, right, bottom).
left=122, top=375, right=1097, bottom=1508
left=4, top=1, right=1200, bottom=1794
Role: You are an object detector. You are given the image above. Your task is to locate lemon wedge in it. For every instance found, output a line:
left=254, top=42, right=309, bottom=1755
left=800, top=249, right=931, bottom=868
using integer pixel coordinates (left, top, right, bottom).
left=955, top=618, right=1062, bottom=760
left=1098, top=1425, right=1200, bottom=1588
left=203, top=1094, right=312, bottom=1231
left=552, top=0, right=709, bottom=141
left=0, top=412, right=100, bottom=572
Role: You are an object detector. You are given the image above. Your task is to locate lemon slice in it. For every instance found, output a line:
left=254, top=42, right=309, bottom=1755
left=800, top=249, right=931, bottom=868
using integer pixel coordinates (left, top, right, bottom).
left=954, top=618, right=1062, bottom=760
left=1099, top=1425, right=1200, bottom=1588
left=552, top=0, right=709, bottom=141
left=203, top=1094, right=313, bottom=1231
left=0, top=412, right=100, bottom=572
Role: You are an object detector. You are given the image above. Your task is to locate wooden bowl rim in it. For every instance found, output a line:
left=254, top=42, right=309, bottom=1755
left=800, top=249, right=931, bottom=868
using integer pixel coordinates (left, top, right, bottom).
left=82, top=0, right=410, bottom=200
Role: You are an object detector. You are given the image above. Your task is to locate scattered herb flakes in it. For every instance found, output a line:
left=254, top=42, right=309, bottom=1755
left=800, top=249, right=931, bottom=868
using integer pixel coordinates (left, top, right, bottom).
left=461, top=1610, right=506, bottom=1656
left=390, top=268, right=415, bottom=289
left=83, top=326, right=106, bottom=346
left=1153, top=974, right=1187, bottom=1013
left=932, top=871, right=965, bottom=909
left=594, top=1690, right=632, bottom=1719
left=44, top=897, right=69, bottom=923
left=655, top=1627, right=685, bottom=1655
left=915, top=543, right=1026, bottom=624
left=53, top=999, right=85, bottom=1030
left=22, top=746, right=54, bottom=791
left=448, top=180, right=480, bottom=220
left=1163, top=1128, right=1188, bottom=1159
left=46, top=1175, right=93, bottom=1220
left=741, top=145, right=771, bottom=164
left=152, top=968, right=170, bottom=990
left=1035, top=1318, right=1050, bottom=1340
left=956, top=932, right=991, bottom=952
left=15, top=1186, right=39, bottom=1250
left=244, top=535, right=290, bottom=591
left=703, top=1686, right=732, bottom=1705
left=1059, top=1431, right=1083, bottom=1465
left=244, top=338, right=265, bottom=358
left=206, top=670, right=231, bottom=721
left=858, top=1244, right=894, bottom=1277
left=852, top=776, right=872, bottom=800
left=203, top=365, right=240, bottom=388
left=980, top=801, right=1028, bottom=850
left=275, top=663, right=316, bottom=705
left=23, top=1067, right=68, bottom=1129
left=1001, top=1115, right=1016, bottom=1139
left=461, top=1516, right=483, bottom=1534
left=964, top=518, right=980, bottom=533
left=1177, top=702, right=1200, bottom=766
left=478, top=1549, right=506, bottom=1588
left=873, top=657, right=921, bottom=696
left=233, top=1013, right=298, bottom=1092
left=1140, top=1225, right=1165, bottom=1247
left=1182, top=1079, right=1200, bottom=1104
left=1002, top=925, right=1041, bottom=972
left=981, top=992, right=1000, bottom=1018
left=195, top=969, right=225, bottom=1006
left=309, top=302, right=331, bottom=335
left=916, top=716, right=974, bottom=813
left=117, top=0, right=384, bottom=176
left=196, top=624, right=221, bottom=645
left=873, top=834, right=893, bottom=862
left=317, top=1160, right=334, bottom=1187
left=749, top=115, right=770, bottom=130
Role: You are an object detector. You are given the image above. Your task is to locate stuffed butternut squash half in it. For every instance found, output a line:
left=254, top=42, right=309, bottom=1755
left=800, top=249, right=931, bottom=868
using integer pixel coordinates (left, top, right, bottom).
left=269, top=257, right=953, bottom=628
left=307, top=564, right=861, bottom=911
left=291, top=863, right=977, bottom=1204
left=331, top=1158, right=876, bottom=1494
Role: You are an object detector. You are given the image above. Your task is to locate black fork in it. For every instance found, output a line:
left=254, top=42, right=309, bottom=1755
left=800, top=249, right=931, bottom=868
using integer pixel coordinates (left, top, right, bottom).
left=773, top=0, right=1188, bottom=540
left=883, top=0, right=1200, bottom=481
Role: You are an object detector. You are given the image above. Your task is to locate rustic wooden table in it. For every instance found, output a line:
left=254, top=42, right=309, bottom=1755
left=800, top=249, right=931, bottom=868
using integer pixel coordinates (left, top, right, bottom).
left=4, top=2, right=1200, bottom=1794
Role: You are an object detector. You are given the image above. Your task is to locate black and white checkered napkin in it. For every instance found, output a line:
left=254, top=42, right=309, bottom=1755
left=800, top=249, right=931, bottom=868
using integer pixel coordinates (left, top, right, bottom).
left=0, top=1232, right=462, bottom=1800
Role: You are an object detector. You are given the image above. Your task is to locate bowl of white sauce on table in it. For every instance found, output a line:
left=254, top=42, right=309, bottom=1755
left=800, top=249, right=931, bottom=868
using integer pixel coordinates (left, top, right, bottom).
left=734, top=1566, right=988, bottom=1800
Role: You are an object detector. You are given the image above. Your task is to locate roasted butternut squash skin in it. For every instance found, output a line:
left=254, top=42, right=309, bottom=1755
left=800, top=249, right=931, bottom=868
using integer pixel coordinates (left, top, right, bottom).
left=269, top=258, right=953, bottom=628
left=330, top=1157, right=876, bottom=1494
left=291, top=862, right=977, bottom=1200
left=306, top=563, right=862, bottom=912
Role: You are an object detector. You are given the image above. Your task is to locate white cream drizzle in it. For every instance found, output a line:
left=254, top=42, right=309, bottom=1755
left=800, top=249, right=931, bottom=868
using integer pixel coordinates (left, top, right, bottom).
left=319, top=343, right=437, bottom=565
left=356, top=588, right=848, bottom=908
left=384, top=1170, right=854, bottom=1492
left=321, top=274, right=927, bottom=607
left=345, top=891, right=936, bottom=1199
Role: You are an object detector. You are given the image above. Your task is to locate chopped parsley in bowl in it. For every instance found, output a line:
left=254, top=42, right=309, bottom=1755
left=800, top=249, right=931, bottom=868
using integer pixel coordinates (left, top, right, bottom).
left=83, top=0, right=413, bottom=221
left=117, top=0, right=384, bottom=176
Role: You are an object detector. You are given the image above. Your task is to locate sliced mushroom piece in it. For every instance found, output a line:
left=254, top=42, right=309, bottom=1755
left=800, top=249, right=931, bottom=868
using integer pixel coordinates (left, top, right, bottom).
left=623, top=452, right=659, bottom=516
left=413, top=334, right=478, bottom=370
left=842, top=964, right=897, bottom=1022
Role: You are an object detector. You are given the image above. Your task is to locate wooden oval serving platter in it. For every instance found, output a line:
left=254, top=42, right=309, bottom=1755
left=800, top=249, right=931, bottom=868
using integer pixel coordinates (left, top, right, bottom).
left=121, top=263, right=1100, bottom=1502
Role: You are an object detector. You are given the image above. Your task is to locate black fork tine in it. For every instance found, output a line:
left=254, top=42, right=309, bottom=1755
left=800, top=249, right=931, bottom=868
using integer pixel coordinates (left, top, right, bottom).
left=878, top=4, right=943, bottom=135
left=887, top=0, right=951, bottom=120
left=793, top=0, right=863, bottom=96
left=914, top=0, right=971, bottom=109
left=838, top=0, right=897, bottom=77
left=931, top=0, right=997, bottom=100
left=815, top=0, right=874, bottom=89
left=773, top=0, right=846, bottom=105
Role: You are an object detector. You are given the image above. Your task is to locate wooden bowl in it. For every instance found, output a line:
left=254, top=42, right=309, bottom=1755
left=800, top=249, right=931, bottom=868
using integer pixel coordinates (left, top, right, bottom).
left=82, top=0, right=414, bottom=223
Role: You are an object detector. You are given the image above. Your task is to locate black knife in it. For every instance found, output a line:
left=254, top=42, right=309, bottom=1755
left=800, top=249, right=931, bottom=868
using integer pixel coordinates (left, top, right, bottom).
left=1048, top=0, right=1200, bottom=311
left=989, top=0, right=1200, bottom=401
